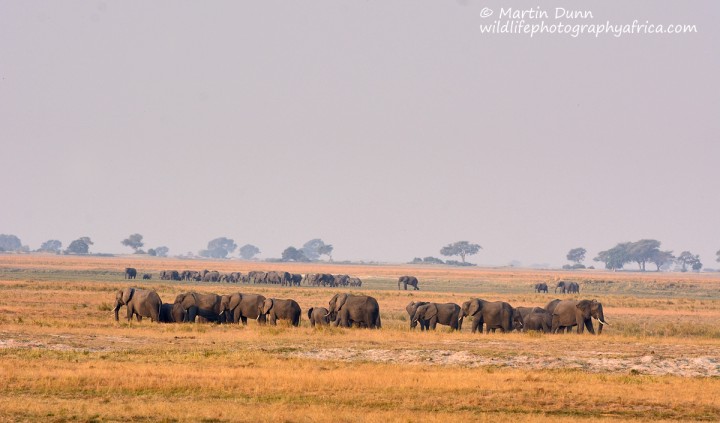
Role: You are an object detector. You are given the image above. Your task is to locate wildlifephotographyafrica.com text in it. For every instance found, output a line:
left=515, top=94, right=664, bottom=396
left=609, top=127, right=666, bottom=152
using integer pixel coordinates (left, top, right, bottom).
left=479, top=6, right=698, bottom=38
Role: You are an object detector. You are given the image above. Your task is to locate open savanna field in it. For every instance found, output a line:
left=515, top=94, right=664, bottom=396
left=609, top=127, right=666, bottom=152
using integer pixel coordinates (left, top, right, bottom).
left=2, top=255, right=720, bottom=422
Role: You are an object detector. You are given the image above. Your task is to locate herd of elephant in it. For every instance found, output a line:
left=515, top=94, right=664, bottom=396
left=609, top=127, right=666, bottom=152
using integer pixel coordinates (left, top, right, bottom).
left=124, top=268, right=362, bottom=287
left=114, top=287, right=608, bottom=334
left=113, top=288, right=380, bottom=328
left=533, top=281, right=580, bottom=294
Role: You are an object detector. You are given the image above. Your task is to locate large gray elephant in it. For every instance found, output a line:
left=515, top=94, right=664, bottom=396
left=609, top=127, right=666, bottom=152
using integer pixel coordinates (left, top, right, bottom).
left=248, top=271, right=267, bottom=284
left=398, top=276, right=419, bottom=290
left=406, top=301, right=430, bottom=330
left=159, top=302, right=186, bottom=323
left=551, top=299, right=609, bottom=334
left=554, top=281, right=567, bottom=294
left=174, top=292, right=224, bottom=323
left=218, top=293, right=266, bottom=325
left=260, top=298, right=301, bottom=326
left=460, top=299, right=515, bottom=333
left=327, top=294, right=381, bottom=328
left=411, top=302, right=461, bottom=331
left=567, top=282, right=580, bottom=294
left=534, top=283, right=548, bottom=293
left=307, top=307, right=330, bottom=327
left=113, top=287, right=161, bottom=322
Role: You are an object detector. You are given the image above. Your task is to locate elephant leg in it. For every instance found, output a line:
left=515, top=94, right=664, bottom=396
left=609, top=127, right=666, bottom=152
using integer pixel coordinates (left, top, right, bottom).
left=471, top=318, right=481, bottom=334
left=584, top=319, right=595, bottom=334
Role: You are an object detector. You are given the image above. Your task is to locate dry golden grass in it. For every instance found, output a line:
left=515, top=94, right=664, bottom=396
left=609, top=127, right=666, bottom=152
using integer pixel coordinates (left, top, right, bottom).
left=1, top=255, right=720, bottom=422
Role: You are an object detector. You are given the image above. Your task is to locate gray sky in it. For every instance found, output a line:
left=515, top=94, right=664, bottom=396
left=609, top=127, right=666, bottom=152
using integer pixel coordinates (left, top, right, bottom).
left=1, top=1, right=718, bottom=266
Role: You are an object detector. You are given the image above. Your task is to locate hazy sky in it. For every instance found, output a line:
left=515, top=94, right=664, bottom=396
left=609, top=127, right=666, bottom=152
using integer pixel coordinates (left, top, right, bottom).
left=1, top=1, right=718, bottom=266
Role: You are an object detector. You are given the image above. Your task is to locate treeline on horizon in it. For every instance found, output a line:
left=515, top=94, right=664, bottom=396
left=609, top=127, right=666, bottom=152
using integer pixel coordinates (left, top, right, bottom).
left=0, top=233, right=718, bottom=272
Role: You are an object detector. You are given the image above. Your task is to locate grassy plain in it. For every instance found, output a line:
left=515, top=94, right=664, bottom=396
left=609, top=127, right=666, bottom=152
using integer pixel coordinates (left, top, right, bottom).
left=1, top=254, right=720, bottom=422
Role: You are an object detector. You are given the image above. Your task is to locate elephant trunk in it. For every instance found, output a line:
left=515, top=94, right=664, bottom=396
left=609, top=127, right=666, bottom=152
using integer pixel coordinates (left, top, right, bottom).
left=113, top=300, right=121, bottom=321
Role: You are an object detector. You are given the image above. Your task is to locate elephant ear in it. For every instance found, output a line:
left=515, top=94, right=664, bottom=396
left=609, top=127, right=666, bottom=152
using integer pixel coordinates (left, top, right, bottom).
left=122, top=288, right=134, bottom=304
left=335, top=294, right=348, bottom=311
left=576, top=300, right=592, bottom=317
left=468, top=300, right=482, bottom=316
left=424, top=303, right=439, bottom=321
left=263, top=299, right=274, bottom=314
left=228, top=294, right=242, bottom=310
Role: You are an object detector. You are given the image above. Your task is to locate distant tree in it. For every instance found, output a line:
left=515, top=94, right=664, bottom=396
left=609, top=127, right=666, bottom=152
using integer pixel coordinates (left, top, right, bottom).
left=301, top=239, right=333, bottom=261
left=199, top=237, right=237, bottom=259
left=121, top=233, right=144, bottom=253
left=38, top=239, right=62, bottom=253
left=0, top=234, right=22, bottom=252
left=692, top=260, right=703, bottom=272
left=677, top=251, right=701, bottom=272
left=65, top=237, right=93, bottom=254
left=440, top=241, right=482, bottom=263
left=147, top=248, right=156, bottom=256
left=154, top=246, right=169, bottom=257
left=716, top=249, right=720, bottom=263
left=566, top=248, right=587, bottom=265
left=281, top=246, right=310, bottom=262
left=648, top=250, right=675, bottom=271
left=627, top=239, right=662, bottom=272
left=594, top=242, right=631, bottom=271
left=239, top=244, right=261, bottom=260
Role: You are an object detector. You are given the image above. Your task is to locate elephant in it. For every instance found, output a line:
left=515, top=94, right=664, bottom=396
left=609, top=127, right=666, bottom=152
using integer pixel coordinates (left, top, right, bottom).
left=460, top=299, right=515, bottom=333
left=307, top=307, right=330, bottom=327
left=290, top=273, right=303, bottom=286
left=567, top=282, right=580, bottom=294
left=411, top=302, right=461, bottom=331
left=554, top=281, right=567, bottom=294
left=333, top=275, right=350, bottom=287
left=327, top=294, right=381, bottom=328
left=159, top=302, right=186, bottom=323
left=348, top=277, right=362, bottom=287
left=113, top=287, right=161, bottom=322
left=406, top=301, right=430, bottom=330
left=173, top=292, right=224, bottom=323
left=534, top=282, right=548, bottom=293
left=248, top=271, right=267, bottom=284
left=142, top=273, right=152, bottom=280
left=160, top=270, right=181, bottom=281
left=398, top=276, right=419, bottom=290
left=517, top=307, right=552, bottom=332
left=260, top=298, right=301, bottom=326
left=218, top=293, right=267, bottom=325
left=551, top=299, right=609, bottom=334
left=124, top=267, right=137, bottom=279
left=202, top=271, right=221, bottom=282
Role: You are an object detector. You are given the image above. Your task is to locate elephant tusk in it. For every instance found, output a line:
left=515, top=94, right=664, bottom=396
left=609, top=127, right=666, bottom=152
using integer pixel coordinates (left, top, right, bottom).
left=599, top=319, right=610, bottom=326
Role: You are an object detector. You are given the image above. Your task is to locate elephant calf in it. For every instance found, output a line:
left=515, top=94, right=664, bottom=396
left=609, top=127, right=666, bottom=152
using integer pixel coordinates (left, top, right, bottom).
left=307, top=307, right=330, bottom=327
left=159, top=303, right=186, bottom=323
left=261, top=298, right=301, bottom=326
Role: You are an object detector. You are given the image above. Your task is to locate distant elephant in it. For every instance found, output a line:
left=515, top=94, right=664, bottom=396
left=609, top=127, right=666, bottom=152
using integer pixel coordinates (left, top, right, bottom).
left=142, top=273, right=152, bottom=280
left=202, top=271, right=221, bottom=282
left=248, top=271, right=267, bottom=284
left=554, top=281, right=567, bottom=294
left=260, top=298, right=301, bottom=326
left=159, top=302, right=186, bottom=323
left=113, top=288, right=161, bottom=322
left=160, top=270, right=181, bottom=281
left=218, top=293, right=266, bottom=325
left=327, top=294, right=381, bottom=328
left=551, top=299, right=609, bottom=334
left=406, top=301, right=430, bottom=330
left=307, top=307, right=330, bottom=327
left=290, top=273, right=303, bottom=286
left=348, top=277, right=362, bottom=287
left=411, top=302, right=461, bottom=331
left=124, top=267, right=137, bottom=279
left=534, top=283, right=548, bottom=293
left=174, top=292, right=224, bottom=323
left=460, top=299, right=514, bottom=333
left=398, top=276, right=419, bottom=290
left=567, top=282, right=580, bottom=294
